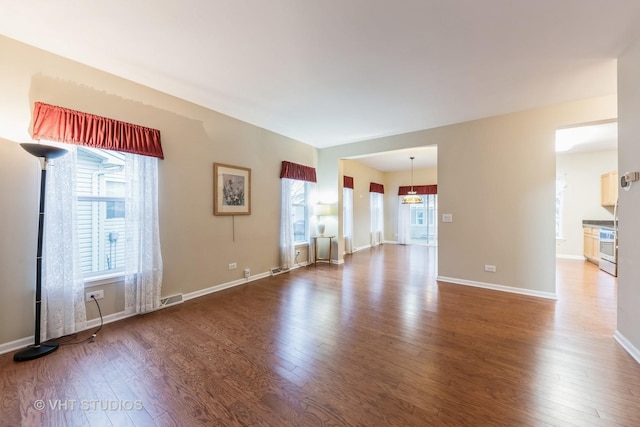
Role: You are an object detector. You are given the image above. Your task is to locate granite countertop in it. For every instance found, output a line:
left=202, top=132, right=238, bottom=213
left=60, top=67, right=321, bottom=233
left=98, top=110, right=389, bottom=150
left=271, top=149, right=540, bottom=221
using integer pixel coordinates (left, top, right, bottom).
left=582, top=219, right=615, bottom=227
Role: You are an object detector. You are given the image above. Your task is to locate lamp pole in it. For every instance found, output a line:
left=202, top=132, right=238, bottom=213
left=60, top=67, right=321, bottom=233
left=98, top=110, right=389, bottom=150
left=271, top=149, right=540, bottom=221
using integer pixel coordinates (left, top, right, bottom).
left=14, top=143, right=68, bottom=362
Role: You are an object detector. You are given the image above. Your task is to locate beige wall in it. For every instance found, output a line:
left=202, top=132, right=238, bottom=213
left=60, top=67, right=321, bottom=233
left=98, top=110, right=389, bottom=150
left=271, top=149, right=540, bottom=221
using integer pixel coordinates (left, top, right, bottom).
left=556, top=150, right=617, bottom=257
left=342, top=159, right=385, bottom=250
left=617, top=36, right=640, bottom=357
left=320, top=95, right=616, bottom=296
left=0, top=36, right=316, bottom=345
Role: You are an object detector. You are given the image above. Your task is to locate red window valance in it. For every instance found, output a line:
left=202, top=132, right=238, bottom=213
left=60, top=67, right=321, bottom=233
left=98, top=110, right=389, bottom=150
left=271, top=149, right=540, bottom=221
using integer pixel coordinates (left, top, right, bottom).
left=398, top=185, right=437, bottom=195
left=369, top=182, right=384, bottom=194
left=343, top=176, right=354, bottom=189
left=31, top=102, right=164, bottom=159
left=280, top=161, right=317, bottom=182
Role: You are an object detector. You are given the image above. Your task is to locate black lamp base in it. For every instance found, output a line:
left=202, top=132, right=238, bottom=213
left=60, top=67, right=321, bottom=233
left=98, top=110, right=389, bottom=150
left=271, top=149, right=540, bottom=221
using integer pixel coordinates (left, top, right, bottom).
left=13, top=340, right=59, bottom=362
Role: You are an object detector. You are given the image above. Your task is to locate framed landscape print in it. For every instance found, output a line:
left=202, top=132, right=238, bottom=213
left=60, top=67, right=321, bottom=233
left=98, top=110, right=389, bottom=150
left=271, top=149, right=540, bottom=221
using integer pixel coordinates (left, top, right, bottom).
left=214, top=163, right=251, bottom=215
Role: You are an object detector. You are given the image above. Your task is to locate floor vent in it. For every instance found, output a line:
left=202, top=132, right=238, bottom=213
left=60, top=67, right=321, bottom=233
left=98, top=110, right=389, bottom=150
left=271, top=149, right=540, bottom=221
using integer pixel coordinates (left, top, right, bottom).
left=270, top=267, right=290, bottom=276
left=160, top=293, right=184, bottom=307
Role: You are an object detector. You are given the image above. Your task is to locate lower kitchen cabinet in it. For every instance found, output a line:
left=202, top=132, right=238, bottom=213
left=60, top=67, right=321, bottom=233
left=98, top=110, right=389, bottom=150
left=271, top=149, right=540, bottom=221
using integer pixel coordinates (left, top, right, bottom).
left=583, top=226, right=600, bottom=264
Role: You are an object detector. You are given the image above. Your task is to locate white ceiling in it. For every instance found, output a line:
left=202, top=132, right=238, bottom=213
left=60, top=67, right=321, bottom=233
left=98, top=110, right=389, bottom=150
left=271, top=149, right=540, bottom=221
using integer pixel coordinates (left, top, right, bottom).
left=2, top=1, right=640, bottom=151
left=348, top=146, right=438, bottom=172
left=556, top=121, right=618, bottom=154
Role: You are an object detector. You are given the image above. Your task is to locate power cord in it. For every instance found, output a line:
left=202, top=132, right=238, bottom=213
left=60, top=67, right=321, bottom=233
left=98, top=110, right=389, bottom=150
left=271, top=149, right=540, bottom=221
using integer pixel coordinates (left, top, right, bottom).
left=59, top=295, right=104, bottom=346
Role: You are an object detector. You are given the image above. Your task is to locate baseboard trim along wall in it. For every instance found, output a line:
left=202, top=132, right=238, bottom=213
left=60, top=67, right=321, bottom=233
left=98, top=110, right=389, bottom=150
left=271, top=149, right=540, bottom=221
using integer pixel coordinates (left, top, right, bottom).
left=183, top=263, right=309, bottom=301
left=0, top=266, right=309, bottom=356
left=436, top=276, right=558, bottom=300
left=184, top=271, right=272, bottom=301
left=556, top=254, right=586, bottom=260
left=614, top=330, right=640, bottom=365
left=0, top=310, right=138, bottom=356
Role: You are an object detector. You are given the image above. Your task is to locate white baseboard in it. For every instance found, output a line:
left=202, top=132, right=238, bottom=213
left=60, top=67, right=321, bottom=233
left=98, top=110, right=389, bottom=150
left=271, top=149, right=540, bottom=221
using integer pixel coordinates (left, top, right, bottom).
left=184, top=271, right=271, bottom=301
left=556, top=254, right=586, bottom=260
left=352, top=245, right=371, bottom=253
left=436, top=276, right=557, bottom=300
left=0, top=310, right=138, bottom=356
left=0, top=269, right=282, bottom=356
left=0, top=336, right=33, bottom=356
left=614, top=330, right=640, bottom=365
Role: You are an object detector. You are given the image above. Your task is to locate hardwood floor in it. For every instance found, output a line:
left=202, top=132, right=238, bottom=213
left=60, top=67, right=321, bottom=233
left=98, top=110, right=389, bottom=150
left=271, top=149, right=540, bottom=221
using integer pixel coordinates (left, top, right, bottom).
left=1, top=245, right=639, bottom=426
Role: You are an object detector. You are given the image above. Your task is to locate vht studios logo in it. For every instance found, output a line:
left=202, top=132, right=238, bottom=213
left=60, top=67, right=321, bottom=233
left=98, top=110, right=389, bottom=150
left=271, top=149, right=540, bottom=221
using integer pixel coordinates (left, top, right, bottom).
left=33, top=399, right=143, bottom=411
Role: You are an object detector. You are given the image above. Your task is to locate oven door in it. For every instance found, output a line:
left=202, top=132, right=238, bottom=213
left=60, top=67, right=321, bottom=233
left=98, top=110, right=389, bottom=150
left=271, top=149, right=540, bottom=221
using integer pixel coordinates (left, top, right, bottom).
left=599, top=228, right=617, bottom=276
left=600, top=239, right=615, bottom=263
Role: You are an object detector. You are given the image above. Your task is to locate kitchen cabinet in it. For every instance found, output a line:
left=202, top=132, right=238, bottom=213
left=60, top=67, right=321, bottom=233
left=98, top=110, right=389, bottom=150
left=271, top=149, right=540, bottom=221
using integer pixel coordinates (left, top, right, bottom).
left=583, top=226, right=600, bottom=264
left=601, top=170, right=618, bottom=207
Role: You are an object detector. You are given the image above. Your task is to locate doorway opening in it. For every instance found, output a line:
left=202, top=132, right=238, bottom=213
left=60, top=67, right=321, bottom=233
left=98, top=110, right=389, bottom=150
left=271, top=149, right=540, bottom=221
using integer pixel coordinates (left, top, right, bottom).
left=554, top=119, right=618, bottom=271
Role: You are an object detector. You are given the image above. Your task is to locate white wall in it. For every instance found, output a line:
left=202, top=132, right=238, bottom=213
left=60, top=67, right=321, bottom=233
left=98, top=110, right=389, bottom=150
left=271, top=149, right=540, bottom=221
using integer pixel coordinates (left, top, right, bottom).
left=556, top=150, right=617, bottom=257
left=616, top=35, right=640, bottom=361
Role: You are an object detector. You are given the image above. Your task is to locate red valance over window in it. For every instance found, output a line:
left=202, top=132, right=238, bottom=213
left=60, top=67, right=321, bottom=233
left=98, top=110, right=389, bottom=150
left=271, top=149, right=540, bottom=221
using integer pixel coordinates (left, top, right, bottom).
left=369, top=182, right=384, bottom=194
left=398, top=185, right=437, bottom=195
left=343, top=176, right=354, bottom=189
left=280, top=161, right=317, bottom=182
left=31, top=102, right=164, bottom=159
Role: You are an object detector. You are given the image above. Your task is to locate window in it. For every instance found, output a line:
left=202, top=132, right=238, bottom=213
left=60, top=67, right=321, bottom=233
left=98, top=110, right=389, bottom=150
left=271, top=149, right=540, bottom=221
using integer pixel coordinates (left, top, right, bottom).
left=105, top=181, right=125, bottom=219
left=370, top=192, right=384, bottom=245
left=407, top=195, right=438, bottom=245
left=343, top=186, right=354, bottom=252
left=34, top=102, right=163, bottom=325
left=76, top=147, right=126, bottom=277
left=411, top=208, right=424, bottom=225
left=291, top=180, right=308, bottom=243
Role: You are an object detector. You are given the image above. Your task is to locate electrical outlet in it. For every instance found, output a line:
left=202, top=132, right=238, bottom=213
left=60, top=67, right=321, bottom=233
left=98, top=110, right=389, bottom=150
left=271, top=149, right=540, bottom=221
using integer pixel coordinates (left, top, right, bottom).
left=229, top=262, right=237, bottom=270
left=484, top=265, right=497, bottom=273
left=244, top=268, right=250, bottom=278
left=85, top=289, right=104, bottom=302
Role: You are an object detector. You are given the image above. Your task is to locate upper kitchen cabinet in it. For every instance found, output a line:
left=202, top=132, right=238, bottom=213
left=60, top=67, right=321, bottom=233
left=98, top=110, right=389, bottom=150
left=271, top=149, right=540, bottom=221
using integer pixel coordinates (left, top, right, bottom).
left=601, top=170, right=618, bottom=206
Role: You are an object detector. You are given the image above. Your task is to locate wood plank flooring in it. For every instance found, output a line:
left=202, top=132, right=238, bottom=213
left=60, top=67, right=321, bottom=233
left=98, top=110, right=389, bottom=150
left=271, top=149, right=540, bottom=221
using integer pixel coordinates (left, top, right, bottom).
left=1, top=245, right=639, bottom=426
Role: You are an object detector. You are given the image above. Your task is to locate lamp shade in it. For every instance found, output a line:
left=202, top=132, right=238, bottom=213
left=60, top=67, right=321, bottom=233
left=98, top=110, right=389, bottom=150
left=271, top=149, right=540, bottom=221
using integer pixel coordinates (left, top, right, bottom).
left=402, top=193, right=423, bottom=204
left=314, top=203, right=331, bottom=216
left=20, top=143, right=68, bottom=159
left=401, top=156, right=423, bottom=204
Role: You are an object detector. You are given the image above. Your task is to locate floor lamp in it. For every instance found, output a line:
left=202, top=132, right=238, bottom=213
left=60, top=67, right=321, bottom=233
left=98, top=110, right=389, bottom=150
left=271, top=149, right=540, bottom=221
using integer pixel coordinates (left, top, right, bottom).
left=14, top=143, right=68, bottom=362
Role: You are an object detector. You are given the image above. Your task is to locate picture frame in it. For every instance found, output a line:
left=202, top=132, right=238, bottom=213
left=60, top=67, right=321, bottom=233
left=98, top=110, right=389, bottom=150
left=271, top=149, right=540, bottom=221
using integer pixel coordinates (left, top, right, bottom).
left=214, top=163, right=251, bottom=215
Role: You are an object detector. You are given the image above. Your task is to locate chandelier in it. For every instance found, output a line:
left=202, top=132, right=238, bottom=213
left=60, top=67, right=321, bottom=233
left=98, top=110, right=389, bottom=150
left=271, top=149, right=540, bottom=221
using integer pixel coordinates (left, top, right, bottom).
left=401, top=156, right=423, bottom=204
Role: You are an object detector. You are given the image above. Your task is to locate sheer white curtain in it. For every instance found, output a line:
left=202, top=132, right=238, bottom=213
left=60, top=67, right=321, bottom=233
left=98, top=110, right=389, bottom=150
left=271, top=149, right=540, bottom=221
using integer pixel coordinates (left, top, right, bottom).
left=343, top=187, right=354, bottom=253
left=306, top=182, right=316, bottom=262
left=280, top=178, right=294, bottom=269
left=397, top=197, right=410, bottom=245
left=124, top=153, right=163, bottom=314
left=370, top=192, right=384, bottom=246
left=42, top=146, right=86, bottom=340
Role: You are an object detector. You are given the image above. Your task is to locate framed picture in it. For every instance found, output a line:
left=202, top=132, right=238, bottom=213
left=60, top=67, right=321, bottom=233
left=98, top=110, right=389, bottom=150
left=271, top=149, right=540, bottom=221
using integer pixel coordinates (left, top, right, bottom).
left=214, top=163, right=251, bottom=215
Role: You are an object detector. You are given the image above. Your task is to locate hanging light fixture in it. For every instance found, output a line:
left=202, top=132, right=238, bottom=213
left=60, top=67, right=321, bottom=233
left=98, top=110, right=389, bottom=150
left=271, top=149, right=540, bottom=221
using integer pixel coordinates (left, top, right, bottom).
left=402, top=156, right=423, bottom=204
